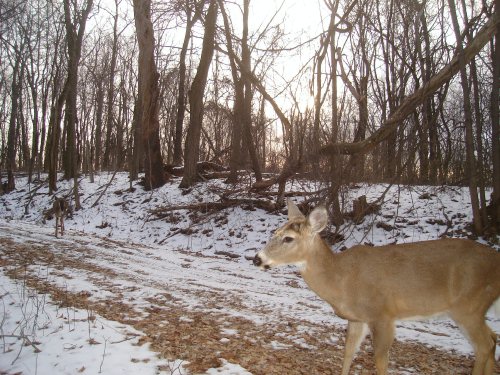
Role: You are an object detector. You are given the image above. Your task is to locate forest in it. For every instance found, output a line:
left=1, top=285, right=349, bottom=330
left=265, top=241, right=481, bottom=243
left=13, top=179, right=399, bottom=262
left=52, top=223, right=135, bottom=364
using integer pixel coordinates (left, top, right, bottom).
left=1, top=0, right=499, bottom=236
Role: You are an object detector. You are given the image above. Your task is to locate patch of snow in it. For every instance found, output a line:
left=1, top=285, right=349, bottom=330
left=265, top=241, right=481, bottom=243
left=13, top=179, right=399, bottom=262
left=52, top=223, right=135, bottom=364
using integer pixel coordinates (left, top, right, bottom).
left=0, top=272, right=168, bottom=375
left=206, top=359, right=253, bottom=375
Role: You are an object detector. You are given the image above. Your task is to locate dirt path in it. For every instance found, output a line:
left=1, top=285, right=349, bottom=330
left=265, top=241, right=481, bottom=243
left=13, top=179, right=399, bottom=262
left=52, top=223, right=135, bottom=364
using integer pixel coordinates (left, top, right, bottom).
left=0, top=223, right=492, bottom=374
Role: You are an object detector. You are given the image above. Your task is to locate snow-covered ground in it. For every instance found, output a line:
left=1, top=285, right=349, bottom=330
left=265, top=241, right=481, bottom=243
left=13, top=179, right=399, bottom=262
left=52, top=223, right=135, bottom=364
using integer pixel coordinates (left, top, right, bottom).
left=0, top=173, right=499, bottom=374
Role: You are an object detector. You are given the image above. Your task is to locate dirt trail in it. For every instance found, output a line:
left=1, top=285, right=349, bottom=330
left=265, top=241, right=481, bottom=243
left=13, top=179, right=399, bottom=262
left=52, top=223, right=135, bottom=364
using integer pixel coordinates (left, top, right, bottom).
left=0, top=224, right=490, bottom=374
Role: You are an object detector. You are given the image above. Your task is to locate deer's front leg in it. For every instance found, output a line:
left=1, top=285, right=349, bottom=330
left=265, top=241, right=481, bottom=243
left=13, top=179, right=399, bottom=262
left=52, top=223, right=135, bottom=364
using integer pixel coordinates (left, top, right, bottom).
left=341, top=321, right=368, bottom=375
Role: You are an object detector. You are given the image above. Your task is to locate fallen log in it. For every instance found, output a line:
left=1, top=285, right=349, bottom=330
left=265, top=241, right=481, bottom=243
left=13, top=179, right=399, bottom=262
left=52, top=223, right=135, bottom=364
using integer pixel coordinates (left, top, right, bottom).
left=149, top=197, right=278, bottom=220
left=165, top=161, right=229, bottom=178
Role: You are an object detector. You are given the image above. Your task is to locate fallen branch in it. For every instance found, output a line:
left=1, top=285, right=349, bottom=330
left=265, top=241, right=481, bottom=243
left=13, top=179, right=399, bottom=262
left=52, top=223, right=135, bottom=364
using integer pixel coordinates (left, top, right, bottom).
left=254, top=190, right=313, bottom=198
left=150, top=197, right=277, bottom=219
left=165, top=161, right=228, bottom=177
left=92, top=169, right=119, bottom=208
left=250, top=157, right=301, bottom=195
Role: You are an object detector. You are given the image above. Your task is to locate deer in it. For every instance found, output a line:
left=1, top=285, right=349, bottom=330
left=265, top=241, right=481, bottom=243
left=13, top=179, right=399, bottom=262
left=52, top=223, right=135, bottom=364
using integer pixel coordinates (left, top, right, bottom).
left=53, top=197, right=68, bottom=238
left=253, top=200, right=500, bottom=375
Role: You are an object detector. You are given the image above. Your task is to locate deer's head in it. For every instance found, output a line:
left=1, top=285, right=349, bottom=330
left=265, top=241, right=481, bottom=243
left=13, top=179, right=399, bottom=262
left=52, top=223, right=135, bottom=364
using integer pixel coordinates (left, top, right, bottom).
left=253, top=200, right=328, bottom=270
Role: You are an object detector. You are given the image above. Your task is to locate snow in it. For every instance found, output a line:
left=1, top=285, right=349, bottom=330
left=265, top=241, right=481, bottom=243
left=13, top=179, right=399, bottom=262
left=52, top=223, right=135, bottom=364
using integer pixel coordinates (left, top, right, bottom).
left=0, top=272, right=168, bottom=374
left=206, top=360, right=252, bottom=375
left=0, top=173, right=499, bottom=374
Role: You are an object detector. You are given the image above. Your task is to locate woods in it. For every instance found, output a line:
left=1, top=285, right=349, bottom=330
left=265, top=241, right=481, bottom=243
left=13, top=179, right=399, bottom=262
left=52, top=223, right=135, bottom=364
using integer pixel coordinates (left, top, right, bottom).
left=1, top=0, right=499, bottom=234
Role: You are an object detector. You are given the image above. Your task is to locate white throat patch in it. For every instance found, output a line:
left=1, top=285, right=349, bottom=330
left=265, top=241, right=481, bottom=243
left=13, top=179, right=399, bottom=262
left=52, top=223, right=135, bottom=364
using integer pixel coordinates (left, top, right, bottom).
left=292, top=261, right=307, bottom=271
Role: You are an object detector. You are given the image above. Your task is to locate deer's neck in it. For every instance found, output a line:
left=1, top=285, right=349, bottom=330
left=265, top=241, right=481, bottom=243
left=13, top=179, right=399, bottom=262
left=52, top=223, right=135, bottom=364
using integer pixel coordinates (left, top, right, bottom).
left=299, top=237, right=347, bottom=316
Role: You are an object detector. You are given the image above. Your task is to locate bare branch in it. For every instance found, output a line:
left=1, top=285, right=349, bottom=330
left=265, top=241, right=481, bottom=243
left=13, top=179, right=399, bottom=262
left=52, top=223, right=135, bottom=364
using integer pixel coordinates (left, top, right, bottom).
left=320, top=13, right=499, bottom=156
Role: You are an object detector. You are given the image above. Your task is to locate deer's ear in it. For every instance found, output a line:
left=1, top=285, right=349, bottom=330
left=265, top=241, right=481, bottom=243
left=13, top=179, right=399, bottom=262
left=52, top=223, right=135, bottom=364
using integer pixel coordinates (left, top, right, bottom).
left=308, top=206, right=328, bottom=233
left=287, top=199, right=305, bottom=221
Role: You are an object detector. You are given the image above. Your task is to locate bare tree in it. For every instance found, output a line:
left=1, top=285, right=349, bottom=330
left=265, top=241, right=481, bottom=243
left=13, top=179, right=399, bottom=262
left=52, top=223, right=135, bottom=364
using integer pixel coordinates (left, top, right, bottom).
left=5, top=44, right=24, bottom=192
left=180, top=0, right=218, bottom=188
left=62, top=0, right=92, bottom=180
left=491, top=0, right=500, bottom=230
left=62, top=0, right=93, bottom=210
left=102, top=0, right=121, bottom=170
left=173, top=1, right=201, bottom=166
left=239, top=0, right=262, bottom=182
left=319, top=15, right=498, bottom=157
left=133, top=0, right=167, bottom=190
left=448, top=0, right=482, bottom=234
left=219, top=0, right=261, bottom=182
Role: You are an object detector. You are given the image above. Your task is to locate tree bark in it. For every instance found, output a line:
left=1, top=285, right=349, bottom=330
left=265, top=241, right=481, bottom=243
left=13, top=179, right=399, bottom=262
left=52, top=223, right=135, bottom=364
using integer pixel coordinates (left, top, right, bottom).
left=103, top=0, right=120, bottom=170
left=448, top=0, right=482, bottom=234
left=490, top=0, right=500, bottom=230
left=219, top=0, right=242, bottom=183
left=240, top=0, right=262, bottom=182
left=133, top=0, right=167, bottom=190
left=62, top=0, right=93, bottom=183
left=329, top=2, right=343, bottom=227
left=46, top=78, right=67, bottom=194
left=6, top=49, right=22, bottom=193
left=180, top=0, right=218, bottom=188
left=173, top=4, right=199, bottom=166
left=94, top=76, right=105, bottom=172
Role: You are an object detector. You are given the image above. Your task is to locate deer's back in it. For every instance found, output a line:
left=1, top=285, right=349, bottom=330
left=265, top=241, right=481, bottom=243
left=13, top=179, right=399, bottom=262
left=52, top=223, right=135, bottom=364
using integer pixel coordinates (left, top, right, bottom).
left=334, top=238, right=499, bottom=320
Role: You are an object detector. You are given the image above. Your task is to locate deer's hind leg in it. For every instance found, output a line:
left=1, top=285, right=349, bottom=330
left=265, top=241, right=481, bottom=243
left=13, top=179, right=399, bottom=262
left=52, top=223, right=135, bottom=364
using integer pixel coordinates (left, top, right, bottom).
left=370, top=320, right=395, bottom=375
left=451, top=312, right=496, bottom=375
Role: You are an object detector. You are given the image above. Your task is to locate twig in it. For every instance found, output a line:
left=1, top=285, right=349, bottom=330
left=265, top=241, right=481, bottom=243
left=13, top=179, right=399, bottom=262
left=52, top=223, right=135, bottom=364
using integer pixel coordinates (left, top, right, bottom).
left=109, top=334, right=140, bottom=344
left=99, top=338, right=108, bottom=373
left=2, top=334, right=42, bottom=354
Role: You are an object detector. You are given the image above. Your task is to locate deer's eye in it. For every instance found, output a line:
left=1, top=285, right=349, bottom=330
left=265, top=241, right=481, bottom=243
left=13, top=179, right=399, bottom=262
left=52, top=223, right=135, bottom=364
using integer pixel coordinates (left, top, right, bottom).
left=283, top=236, right=294, bottom=244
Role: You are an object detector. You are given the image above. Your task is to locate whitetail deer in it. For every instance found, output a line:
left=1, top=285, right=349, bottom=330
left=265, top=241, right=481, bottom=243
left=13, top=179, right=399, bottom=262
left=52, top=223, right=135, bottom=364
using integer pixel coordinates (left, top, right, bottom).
left=53, top=197, right=68, bottom=238
left=253, top=200, right=500, bottom=375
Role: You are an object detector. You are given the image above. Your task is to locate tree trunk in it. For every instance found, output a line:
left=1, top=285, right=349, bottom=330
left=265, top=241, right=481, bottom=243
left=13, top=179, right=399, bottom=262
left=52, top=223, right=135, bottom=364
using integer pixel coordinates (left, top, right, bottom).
left=133, top=0, right=167, bottom=190
left=228, top=80, right=244, bottom=183
left=459, top=0, right=488, bottom=226
left=448, top=0, right=482, bottom=234
left=129, top=96, right=142, bottom=182
left=240, top=0, right=262, bottom=182
left=103, top=0, right=120, bottom=170
left=94, top=78, right=105, bottom=172
left=219, top=0, right=242, bottom=183
left=6, top=51, right=22, bottom=193
left=62, top=0, right=93, bottom=183
left=416, top=8, right=432, bottom=183
left=180, top=0, right=217, bottom=188
left=46, top=80, right=67, bottom=194
left=26, top=55, right=40, bottom=184
left=173, top=5, right=199, bottom=166
left=329, top=10, right=343, bottom=227
left=490, top=0, right=500, bottom=230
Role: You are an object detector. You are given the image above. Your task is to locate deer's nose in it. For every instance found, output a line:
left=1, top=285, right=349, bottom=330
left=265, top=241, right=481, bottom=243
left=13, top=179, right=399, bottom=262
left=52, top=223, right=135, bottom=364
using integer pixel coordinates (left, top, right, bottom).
left=253, top=255, right=262, bottom=267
